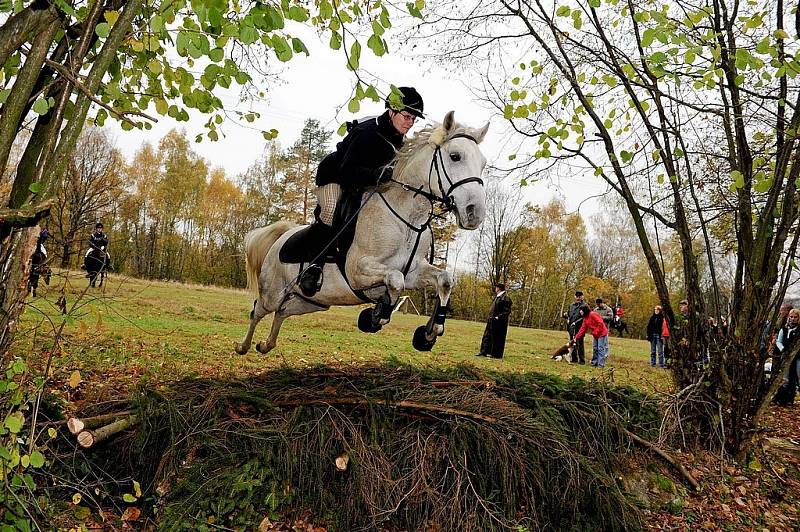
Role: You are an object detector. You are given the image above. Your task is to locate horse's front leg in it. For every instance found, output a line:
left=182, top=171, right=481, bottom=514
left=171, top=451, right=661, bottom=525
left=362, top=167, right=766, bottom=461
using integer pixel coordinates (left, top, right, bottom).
left=405, top=260, right=453, bottom=343
left=351, top=256, right=405, bottom=328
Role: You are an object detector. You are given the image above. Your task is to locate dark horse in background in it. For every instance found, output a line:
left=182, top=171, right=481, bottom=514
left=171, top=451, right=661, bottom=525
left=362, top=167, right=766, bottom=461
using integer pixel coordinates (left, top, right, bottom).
left=83, top=246, right=111, bottom=288
left=609, top=317, right=629, bottom=336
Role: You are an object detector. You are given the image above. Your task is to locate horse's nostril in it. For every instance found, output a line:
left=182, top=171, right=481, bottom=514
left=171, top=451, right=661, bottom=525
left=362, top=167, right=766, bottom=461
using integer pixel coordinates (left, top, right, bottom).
left=466, top=204, right=476, bottom=217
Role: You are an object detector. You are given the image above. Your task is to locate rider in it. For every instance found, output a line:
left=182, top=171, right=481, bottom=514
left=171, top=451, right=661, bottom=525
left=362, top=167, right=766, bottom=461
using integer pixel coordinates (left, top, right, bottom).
left=87, top=222, right=109, bottom=257
left=36, top=229, right=49, bottom=258
left=298, top=86, right=425, bottom=297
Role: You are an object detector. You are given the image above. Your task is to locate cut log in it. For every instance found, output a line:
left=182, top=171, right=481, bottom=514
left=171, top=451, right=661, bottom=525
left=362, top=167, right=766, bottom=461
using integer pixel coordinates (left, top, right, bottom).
left=77, top=414, right=138, bottom=449
left=65, top=410, right=133, bottom=434
left=67, top=417, right=84, bottom=435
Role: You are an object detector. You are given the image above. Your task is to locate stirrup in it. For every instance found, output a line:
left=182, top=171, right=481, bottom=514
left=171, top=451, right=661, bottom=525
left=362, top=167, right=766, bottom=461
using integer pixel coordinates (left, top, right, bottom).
left=299, top=264, right=323, bottom=297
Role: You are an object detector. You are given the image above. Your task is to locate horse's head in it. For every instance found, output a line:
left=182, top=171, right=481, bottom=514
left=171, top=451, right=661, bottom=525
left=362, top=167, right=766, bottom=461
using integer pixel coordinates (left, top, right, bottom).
left=395, top=111, right=489, bottom=230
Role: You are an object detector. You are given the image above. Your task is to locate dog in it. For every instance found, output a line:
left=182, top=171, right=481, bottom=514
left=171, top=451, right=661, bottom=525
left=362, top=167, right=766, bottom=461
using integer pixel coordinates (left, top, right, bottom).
left=550, top=343, right=573, bottom=362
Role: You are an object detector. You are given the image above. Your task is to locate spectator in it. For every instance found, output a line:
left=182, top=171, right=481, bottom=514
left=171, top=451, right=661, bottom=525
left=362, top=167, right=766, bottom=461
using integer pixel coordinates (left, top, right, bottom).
left=476, top=283, right=512, bottom=359
left=647, top=306, right=666, bottom=368
left=565, top=291, right=586, bottom=364
left=773, top=308, right=799, bottom=406
left=594, top=298, right=614, bottom=327
left=662, top=313, right=671, bottom=368
left=572, top=304, right=610, bottom=368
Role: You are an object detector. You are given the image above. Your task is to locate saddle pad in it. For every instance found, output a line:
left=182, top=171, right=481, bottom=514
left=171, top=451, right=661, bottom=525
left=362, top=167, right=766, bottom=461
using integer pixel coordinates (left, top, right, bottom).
left=278, top=225, right=337, bottom=264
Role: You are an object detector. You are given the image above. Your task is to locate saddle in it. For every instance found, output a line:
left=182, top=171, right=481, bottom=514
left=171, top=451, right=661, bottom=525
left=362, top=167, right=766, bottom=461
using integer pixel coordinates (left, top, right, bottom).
left=279, top=191, right=362, bottom=264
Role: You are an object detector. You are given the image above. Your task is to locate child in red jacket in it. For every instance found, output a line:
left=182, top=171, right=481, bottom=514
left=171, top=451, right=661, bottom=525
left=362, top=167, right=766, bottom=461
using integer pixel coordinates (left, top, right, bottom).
left=573, top=304, right=610, bottom=368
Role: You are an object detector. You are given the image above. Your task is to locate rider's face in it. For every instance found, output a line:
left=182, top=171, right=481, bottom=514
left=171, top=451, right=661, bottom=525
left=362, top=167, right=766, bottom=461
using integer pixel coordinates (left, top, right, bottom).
left=390, top=110, right=416, bottom=135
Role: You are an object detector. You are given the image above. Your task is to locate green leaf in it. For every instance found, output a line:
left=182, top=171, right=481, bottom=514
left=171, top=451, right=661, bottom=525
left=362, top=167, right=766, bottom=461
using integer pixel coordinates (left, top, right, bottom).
left=271, top=35, right=293, bottom=62
left=123, top=493, right=137, bottom=503
left=104, top=10, right=119, bottom=25
left=588, top=0, right=600, bottom=7
left=754, top=177, right=773, bottom=193
left=32, top=98, right=49, bottom=115
left=147, top=60, right=162, bottom=75
left=731, top=170, right=744, bottom=189
left=348, top=98, right=360, bottom=113
left=367, top=34, right=385, bottom=56
left=329, top=31, right=341, bottom=50
left=291, top=38, right=308, bottom=55
left=208, top=47, right=224, bottom=62
left=29, top=451, right=45, bottom=468
left=556, top=5, right=571, bottom=16
left=774, top=29, right=790, bottom=40
left=4, top=413, right=23, bottom=433
left=28, top=182, right=42, bottom=194
left=287, top=5, right=308, bottom=22
left=620, top=150, right=633, bottom=163
left=0, top=89, right=10, bottom=104
left=95, top=22, right=110, bottom=38
left=348, top=41, right=361, bottom=70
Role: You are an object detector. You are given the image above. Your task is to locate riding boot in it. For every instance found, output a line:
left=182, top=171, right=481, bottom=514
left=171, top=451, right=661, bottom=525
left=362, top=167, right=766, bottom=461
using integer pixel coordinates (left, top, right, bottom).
left=299, top=221, right=336, bottom=297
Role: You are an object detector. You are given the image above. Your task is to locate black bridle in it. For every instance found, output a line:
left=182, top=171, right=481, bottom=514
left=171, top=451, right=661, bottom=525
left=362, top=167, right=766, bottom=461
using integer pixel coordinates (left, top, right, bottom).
left=388, top=133, right=485, bottom=210
left=380, top=132, right=485, bottom=274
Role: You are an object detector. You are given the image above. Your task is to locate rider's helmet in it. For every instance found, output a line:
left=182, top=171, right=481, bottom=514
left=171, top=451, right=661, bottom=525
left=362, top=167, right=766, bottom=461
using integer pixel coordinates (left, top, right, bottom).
left=95, top=222, right=104, bottom=230
left=385, top=86, right=425, bottom=118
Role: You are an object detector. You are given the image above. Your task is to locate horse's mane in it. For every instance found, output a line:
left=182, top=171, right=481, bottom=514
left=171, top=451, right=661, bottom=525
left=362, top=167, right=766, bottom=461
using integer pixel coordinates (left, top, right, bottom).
left=393, top=121, right=472, bottom=179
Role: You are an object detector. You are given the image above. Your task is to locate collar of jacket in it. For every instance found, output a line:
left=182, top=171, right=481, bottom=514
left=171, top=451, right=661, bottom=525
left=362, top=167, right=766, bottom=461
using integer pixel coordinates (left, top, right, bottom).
left=377, top=111, right=403, bottom=143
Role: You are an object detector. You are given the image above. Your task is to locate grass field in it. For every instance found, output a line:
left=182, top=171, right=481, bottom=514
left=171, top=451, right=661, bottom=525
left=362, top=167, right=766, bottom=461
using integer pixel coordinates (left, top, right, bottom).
left=16, top=270, right=669, bottom=397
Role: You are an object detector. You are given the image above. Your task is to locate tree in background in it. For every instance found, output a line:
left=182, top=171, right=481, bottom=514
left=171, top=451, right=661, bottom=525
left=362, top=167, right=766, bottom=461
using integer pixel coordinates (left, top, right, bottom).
left=282, top=119, right=333, bottom=223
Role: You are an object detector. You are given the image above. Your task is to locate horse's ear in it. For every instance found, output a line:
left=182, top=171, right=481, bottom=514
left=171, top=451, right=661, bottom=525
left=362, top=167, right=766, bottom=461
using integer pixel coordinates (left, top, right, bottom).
left=443, top=111, right=455, bottom=132
left=473, top=121, right=490, bottom=144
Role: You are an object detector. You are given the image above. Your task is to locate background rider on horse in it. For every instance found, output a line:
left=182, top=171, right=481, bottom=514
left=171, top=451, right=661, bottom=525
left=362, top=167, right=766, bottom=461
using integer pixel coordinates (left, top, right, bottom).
left=298, top=86, right=425, bottom=297
left=88, top=222, right=109, bottom=256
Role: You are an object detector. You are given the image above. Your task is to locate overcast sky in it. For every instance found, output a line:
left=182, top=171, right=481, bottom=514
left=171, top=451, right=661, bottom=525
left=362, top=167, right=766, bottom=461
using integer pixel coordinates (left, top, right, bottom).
left=109, top=21, right=610, bottom=221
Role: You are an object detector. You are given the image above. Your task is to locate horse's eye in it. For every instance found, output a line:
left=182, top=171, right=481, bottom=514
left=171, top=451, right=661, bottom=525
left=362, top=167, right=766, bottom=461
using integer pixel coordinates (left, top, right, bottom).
left=450, top=152, right=461, bottom=162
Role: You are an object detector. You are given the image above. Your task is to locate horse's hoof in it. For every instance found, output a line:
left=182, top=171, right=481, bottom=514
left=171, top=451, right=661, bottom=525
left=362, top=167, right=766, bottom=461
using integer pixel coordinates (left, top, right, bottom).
left=234, top=342, right=248, bottom=355
left=412, top=326, right=436, bottom=351
left=358, top=308, right=382, bottom=333
left=256, top=341, right=273, bottom=354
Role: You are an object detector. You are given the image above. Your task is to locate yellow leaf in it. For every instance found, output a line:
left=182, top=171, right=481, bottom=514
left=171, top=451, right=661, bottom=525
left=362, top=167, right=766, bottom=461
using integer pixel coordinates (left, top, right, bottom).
left=69, top=370, right=82, bottom=389
left=104, top=10, right=119, bottom=25
left=72, top=492, right=82, bottom=505
left=133, top=480, right=142, bottom=497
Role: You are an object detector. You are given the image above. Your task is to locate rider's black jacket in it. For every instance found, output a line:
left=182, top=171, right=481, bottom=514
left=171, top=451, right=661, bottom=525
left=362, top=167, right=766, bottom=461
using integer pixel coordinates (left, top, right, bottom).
left=89, top=231, right=108, bottom=252
left=315, top=111, right=403, bottom=190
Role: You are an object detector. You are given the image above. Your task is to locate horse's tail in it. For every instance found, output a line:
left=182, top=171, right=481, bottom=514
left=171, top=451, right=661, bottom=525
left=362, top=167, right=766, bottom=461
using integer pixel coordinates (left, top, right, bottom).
left=244, top=221, right=297, bottom=297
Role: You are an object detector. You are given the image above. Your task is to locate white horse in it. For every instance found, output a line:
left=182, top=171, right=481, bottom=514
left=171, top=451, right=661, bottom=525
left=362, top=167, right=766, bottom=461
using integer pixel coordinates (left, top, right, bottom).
left=235, top=111, right=488, bottom=355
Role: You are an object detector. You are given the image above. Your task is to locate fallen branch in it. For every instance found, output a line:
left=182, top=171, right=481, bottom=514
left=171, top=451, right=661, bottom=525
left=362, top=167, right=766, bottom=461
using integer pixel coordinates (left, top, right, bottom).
left=429, top=380, right=495, bottom=390
left=624, top=428, right=700, bottom=491
left=77, top=414, right=139, bottom=449
left=65, top=410, right=133, bottom=434
left=273, top=397, right=498, bottom=424
left=764, top=437, right=800, bottom=458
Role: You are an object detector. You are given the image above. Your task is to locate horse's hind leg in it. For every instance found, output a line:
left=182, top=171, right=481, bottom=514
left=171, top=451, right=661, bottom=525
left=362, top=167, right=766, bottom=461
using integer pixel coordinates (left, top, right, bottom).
left=256, top=295, right=328, bottom=354
left=235, top=299, right=270, bottom=355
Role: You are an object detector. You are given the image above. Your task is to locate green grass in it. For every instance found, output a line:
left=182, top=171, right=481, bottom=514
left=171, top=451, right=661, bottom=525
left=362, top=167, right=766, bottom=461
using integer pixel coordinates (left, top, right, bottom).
left=16, top=270, right=670, bottom=396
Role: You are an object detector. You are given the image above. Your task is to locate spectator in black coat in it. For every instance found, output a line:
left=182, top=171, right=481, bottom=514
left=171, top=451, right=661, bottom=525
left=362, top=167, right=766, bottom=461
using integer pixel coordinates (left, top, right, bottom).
left=476, top=283, right=512, bottom=359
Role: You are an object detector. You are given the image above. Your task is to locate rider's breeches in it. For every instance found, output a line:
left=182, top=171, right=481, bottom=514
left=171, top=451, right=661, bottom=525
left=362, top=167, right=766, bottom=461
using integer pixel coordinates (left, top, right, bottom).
left=315, top=183, right=341, bottom=226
